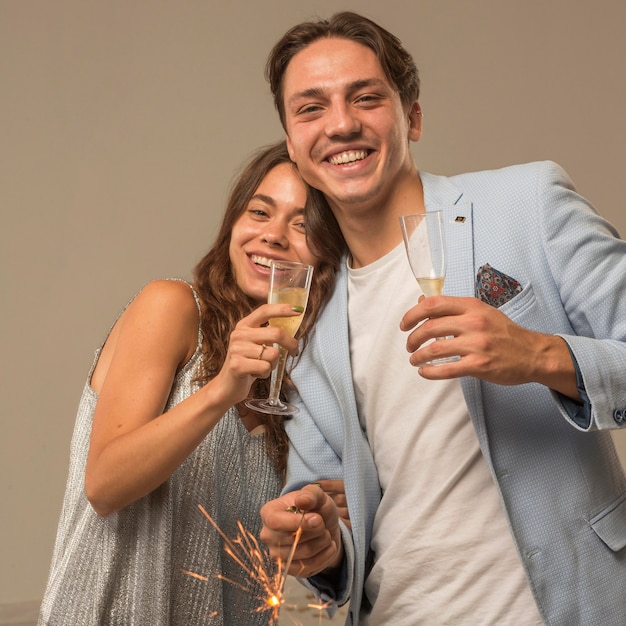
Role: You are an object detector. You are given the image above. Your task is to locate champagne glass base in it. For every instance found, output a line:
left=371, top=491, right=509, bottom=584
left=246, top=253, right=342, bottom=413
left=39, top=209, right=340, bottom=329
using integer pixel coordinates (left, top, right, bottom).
left=422, top=335, right=460, bottom=366
left=244, top=398, right=300, bottom=416
left=423, top=354, right=461, bottom=366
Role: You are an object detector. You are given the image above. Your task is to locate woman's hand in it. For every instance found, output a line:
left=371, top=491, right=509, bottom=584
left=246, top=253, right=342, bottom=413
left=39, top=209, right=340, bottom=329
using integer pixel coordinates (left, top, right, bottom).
left=210, top=302, right=304, bottom=409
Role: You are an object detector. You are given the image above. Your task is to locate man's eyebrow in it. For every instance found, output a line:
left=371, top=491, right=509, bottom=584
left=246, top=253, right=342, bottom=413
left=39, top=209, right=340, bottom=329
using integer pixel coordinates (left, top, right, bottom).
left=350, top=78, right=387, bottom=91
left=288, top=86, right=325, bottom=106
left=288, top=78, right=388, bottom=105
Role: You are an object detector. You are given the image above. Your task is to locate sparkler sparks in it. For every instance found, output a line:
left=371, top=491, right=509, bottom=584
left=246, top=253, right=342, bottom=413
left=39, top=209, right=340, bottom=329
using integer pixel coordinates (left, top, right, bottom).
left=307, top=598, right=333, bottom=626
left=181, top=503, right=306, bottom=624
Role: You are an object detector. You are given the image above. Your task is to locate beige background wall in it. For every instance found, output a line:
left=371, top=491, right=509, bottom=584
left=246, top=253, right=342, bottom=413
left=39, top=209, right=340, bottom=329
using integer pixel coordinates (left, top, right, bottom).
left=2, top=0, right=625, bottom=619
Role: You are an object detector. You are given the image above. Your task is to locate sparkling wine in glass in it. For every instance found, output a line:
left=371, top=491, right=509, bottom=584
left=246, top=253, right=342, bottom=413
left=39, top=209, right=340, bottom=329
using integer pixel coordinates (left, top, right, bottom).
left=245, top=260, right=313, bottom=415
left=399, top=210, right=460, bottom=365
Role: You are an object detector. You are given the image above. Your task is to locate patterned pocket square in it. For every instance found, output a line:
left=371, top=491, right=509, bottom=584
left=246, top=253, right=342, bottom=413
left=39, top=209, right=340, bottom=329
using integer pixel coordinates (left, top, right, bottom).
left=475, top=264, right=522, bottom=308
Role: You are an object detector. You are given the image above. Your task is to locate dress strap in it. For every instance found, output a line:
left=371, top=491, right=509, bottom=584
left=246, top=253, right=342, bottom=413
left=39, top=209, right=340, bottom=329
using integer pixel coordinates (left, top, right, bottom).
left=163, top=279, right=204, bottom=369
left=183, top=280, right=204, bottom=350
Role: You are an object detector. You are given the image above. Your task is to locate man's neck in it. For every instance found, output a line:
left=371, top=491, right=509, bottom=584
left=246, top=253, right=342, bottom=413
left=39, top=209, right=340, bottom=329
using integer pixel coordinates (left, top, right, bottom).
left=336, top=171, right=424, bottom=269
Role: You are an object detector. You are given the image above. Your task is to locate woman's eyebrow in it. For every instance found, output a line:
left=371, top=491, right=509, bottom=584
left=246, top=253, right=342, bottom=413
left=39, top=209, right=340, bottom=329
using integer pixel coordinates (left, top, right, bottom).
left=250, top=193, right=276, bottom=205
left=249, top=195, right=306, bottom=214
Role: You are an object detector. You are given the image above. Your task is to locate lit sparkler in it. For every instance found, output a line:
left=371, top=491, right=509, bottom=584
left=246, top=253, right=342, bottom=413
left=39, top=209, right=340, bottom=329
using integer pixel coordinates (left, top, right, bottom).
left=181, top=503, right=306, bottom=624
left=279, top=506, right=306, bottom=597
left=307, top=598, right=333, bottom=626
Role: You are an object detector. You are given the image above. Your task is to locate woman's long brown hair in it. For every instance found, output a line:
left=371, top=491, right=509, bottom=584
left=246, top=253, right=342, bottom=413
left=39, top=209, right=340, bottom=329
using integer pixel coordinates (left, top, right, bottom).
left=192, top=141, right=343, bottom=477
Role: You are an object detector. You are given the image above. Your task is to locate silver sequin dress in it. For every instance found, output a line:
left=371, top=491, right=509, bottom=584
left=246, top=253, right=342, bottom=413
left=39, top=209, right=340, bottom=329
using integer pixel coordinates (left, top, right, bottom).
left=38, top=284, right=283, bottom=625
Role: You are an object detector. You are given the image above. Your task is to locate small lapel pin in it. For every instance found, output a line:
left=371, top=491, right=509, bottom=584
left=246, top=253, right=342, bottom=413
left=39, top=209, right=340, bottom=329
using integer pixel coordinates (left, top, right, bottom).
left=454, top=216, right=466, bottom=223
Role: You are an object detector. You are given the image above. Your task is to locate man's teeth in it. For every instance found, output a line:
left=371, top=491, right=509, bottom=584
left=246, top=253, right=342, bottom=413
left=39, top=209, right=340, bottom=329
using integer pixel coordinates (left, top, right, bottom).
left=328, top=150, right=367, bottom=165
left=251, top=255, right=272, bottom=268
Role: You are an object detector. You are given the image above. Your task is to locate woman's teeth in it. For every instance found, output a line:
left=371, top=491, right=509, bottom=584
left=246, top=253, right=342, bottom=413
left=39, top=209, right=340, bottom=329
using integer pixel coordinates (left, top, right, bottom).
left=251, top=255, right=272, bottom=268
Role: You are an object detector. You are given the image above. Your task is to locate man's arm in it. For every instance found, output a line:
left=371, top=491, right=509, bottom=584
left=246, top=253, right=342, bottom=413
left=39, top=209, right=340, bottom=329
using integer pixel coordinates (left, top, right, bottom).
left=400, top=295, right=581, bottom=398
left=400, top=161, right=626, bottom=431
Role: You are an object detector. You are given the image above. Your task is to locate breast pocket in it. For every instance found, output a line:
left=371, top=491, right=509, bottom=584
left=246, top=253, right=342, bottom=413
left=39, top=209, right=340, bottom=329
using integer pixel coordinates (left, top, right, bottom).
left=498, top=281, right=537, bottom=321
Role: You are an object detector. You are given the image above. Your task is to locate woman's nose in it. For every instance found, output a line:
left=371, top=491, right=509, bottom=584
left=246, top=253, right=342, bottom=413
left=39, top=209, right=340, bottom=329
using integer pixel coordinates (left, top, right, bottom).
left=261, top=226, right=288, bottom=247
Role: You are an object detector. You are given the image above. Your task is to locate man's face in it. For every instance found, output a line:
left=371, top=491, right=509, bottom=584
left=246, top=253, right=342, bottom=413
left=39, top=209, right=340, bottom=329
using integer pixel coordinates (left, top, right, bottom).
left=282, top=37, right=421, bottom=214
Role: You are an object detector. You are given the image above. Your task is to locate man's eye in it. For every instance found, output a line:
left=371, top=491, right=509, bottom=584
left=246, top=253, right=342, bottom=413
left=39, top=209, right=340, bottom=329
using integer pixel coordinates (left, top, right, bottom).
left=298, top=104, right=322, bottom=115
left=356, top=94, right=381, bottom=105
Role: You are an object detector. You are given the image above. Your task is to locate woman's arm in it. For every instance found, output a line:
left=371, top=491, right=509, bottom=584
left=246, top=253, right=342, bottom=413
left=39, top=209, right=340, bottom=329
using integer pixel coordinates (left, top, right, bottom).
left=85, top=280, right=300, bottom=516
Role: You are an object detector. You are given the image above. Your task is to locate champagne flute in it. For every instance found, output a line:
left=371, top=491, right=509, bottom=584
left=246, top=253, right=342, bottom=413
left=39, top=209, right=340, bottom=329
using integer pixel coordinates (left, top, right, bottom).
left=399, top=210, right=460, bottom=365
left=245, top=260, right=313, bottom=415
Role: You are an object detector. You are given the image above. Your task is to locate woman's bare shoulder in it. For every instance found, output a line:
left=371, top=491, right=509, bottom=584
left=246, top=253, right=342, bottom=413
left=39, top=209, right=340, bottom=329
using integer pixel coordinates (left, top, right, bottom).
left=132, top=279, right=199, bottom=320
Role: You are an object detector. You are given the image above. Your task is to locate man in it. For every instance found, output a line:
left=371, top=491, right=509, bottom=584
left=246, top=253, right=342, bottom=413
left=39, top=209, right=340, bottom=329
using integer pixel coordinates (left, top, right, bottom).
left=259, top=12, right=626, bottom=626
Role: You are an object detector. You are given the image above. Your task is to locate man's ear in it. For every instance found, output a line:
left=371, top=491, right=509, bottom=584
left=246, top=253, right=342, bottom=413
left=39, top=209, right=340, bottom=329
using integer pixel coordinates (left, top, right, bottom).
left=286, top=135, right=296, bottom=162
left=408, top=101, right=423, bottom=142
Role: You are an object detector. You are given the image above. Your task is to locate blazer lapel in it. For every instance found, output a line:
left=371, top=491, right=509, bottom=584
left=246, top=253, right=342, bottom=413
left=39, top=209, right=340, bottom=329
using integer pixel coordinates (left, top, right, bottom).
left=420, top=172, right=492, bottom=459
left=311, top=264, right=381, bottom=619
left=420, top=171, right=475, bottom=298
left=313, top=265, right=360, bottom=424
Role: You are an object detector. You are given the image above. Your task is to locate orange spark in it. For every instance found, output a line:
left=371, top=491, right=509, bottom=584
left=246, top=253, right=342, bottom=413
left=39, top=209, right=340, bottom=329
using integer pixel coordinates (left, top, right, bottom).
left=181, top=504, right=306, bottom=624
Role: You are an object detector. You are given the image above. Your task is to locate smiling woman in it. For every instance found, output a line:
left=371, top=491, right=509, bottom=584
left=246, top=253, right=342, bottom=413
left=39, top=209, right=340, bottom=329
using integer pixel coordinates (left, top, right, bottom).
left=37, top=141, right=343, bottom=626
left=228, top=161, right=312, bottom=304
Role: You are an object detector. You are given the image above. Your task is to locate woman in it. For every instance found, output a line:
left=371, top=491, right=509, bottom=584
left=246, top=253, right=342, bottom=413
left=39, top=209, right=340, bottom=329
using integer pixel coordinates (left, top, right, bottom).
left=38, top=141, right=343, bottom=625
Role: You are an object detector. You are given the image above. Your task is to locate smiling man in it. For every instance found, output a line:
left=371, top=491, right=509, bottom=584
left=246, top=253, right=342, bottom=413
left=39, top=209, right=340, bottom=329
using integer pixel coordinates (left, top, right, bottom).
left=259, top=12, right=626, bottom=626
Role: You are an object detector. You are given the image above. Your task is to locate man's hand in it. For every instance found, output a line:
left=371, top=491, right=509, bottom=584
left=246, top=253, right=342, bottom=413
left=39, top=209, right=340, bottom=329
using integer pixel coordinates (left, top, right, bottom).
left=260, top=484, right=344, bottom=578
left=400, top=295, right=579, bottom=400
left=317, top=479, right=351, bottom=530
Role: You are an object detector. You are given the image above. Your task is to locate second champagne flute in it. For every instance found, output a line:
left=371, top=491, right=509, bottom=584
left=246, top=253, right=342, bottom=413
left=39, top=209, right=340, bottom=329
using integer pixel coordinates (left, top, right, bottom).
left=245, top=260, right=313, bottom=415
left=400, top=210, right=460, bottom=365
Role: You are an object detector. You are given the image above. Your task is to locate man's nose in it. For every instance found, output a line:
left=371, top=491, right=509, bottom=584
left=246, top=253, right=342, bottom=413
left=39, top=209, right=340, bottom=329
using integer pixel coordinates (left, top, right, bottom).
left=325, top=102, right=361, bottom=138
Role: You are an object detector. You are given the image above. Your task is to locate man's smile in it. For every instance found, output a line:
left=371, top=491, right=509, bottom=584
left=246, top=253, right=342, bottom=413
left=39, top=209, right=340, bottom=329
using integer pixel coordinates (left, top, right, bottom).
left=327, top=150, right=369, bottom=165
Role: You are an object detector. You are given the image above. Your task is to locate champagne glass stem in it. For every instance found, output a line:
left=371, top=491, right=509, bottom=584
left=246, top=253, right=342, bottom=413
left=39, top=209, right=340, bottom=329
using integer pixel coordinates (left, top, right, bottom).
left=267, top=345, right=288, bottom=407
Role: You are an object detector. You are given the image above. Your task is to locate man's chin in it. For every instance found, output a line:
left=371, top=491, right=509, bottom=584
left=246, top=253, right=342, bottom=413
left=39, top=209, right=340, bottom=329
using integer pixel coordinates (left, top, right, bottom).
left=326, top=185, right=381, bottom=208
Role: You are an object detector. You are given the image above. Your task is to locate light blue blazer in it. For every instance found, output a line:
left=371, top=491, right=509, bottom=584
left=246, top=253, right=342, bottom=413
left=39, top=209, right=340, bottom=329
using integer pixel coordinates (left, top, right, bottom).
left=286, top=161, right=626, bottom=626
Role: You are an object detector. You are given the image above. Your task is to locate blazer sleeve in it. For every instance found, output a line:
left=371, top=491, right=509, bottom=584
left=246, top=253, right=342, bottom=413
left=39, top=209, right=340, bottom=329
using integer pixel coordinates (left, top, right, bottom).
left=537, top=161, right=626, bottom=431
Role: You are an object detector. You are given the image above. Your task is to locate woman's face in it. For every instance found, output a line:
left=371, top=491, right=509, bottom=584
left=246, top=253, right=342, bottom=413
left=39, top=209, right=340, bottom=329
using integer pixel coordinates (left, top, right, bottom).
left=229, top=162, right=317, bottom=305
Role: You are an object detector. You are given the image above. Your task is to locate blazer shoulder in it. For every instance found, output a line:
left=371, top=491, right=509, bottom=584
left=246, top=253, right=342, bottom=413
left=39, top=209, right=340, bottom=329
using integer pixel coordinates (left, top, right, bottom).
left=449, top=160, right=567, bottom=183
left=441, top=161, right=576, bottom=202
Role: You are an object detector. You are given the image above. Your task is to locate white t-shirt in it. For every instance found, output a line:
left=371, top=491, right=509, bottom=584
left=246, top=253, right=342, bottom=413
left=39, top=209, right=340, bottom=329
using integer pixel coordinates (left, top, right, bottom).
left=347, top=243, right=543, bottom=625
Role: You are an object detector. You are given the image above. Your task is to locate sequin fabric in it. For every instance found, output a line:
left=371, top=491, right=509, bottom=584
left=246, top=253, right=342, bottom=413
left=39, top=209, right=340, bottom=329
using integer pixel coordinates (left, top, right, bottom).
left=38, top=283, right=282, bottom=625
